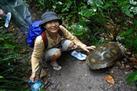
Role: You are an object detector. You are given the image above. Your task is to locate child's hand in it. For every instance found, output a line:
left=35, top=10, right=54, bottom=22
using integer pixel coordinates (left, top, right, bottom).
left=30, top=73, right=36, bottom=82
left=88, top=45, right=96, bottom=50
left=81, top=45, right=96, bottom=53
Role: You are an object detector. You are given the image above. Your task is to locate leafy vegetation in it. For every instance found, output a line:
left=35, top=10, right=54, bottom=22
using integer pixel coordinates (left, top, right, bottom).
left=127, top=71, right=137, bottom=85
left=0, top=21, right=29, bottom=90
left=29, top=0, right=137, bottom=50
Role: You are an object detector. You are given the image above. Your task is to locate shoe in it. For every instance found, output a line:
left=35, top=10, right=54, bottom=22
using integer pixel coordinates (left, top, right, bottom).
left=51, top=62, right=62, bottom=71
left=4, top=12, right=11, bottom=28
left=71, top=50, right=87, bottom=60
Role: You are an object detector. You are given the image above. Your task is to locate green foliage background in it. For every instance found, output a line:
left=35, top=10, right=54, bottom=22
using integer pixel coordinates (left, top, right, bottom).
left=29, top=0, right=137, bottom=51
left=0, top=21, right=29, bottom=90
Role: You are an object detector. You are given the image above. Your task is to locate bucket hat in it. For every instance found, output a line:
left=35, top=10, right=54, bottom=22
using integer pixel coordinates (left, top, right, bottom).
left=40, top=11, right=62, bottom=25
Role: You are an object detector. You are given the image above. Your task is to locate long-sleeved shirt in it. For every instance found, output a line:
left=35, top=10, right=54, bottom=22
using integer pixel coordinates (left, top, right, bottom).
left=30, top=25, right=86, bottom=76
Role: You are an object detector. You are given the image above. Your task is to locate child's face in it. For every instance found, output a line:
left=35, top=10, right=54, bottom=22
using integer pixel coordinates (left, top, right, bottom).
left=44, top=20, right=60, bottom=33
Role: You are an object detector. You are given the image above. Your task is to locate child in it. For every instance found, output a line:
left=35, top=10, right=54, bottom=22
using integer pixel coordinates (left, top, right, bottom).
left=29, top=11, right=96, bottom=82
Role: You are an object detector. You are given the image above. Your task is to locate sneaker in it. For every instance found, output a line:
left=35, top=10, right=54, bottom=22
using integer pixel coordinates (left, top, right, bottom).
left=51, top=62, right=62, bottom=71
left=4, top=12, right=11, bottom=28
left=71, top=50, right=87, bottom=60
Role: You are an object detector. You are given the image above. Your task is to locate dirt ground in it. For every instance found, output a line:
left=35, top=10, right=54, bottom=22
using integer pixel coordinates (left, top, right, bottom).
left=44, top=53, right=136, bottom=91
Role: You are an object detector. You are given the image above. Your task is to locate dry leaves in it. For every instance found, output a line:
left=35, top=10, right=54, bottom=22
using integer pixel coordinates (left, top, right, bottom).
left=104, top=74, right=115, bottom=87
left=129, top=56, right=137, bottom=69
left=129, top=57, right=137, bottom=64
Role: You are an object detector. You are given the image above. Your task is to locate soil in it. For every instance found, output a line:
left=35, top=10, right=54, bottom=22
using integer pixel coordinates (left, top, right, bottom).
left=45, top=53, right=136, bottom=91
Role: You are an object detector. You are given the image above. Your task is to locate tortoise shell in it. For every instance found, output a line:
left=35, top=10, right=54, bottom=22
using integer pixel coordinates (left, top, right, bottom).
left=86, top=42, right=123, bottom=70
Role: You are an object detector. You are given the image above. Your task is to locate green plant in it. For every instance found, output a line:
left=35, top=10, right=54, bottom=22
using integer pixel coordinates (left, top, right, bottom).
left=27, top=0, right=137, bottom=51
left=0, top=26, right=29, bottom=90
left=119, top=28, right=137, bottom=53
left=126, top=71, right=137, bottom=85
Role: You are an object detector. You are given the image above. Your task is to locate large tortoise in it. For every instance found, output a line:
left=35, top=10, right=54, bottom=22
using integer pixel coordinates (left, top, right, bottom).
left=86, top=42, right=125, bottom=70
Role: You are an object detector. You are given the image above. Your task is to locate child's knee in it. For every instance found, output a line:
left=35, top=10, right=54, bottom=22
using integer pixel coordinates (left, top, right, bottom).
left=45, top=48, right=61, bottom=60
left=62, top=40, right=74, bottom=51
left=52, top=49, right=61, bottom=58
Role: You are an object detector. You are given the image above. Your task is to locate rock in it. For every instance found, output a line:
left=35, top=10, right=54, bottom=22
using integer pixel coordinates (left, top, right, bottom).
left=86, top=42, right=124, bottom=70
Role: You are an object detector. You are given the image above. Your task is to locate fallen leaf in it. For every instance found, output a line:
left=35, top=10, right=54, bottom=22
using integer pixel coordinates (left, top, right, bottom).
left=20, top=48, right=26, bottom=53
left=129, top=57, right=137, bottom=64
left=129, top=57, right=137, bottom=69
left=104, top=74, right=115, bottom=87
left=9, top=24, right=15, bottom=32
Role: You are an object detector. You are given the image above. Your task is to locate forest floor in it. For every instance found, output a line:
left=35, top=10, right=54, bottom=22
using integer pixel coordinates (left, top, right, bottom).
left=44, top=53, right=136, bottom=91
